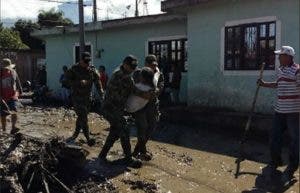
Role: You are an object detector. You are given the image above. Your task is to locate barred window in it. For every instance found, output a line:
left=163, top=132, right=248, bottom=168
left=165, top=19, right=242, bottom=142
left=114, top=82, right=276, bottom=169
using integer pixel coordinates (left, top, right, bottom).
left=148, top=38, right=188, bottom=72
left=74, top=44, right=92, bottom=64
left=225, top=22, right=276, bottom=70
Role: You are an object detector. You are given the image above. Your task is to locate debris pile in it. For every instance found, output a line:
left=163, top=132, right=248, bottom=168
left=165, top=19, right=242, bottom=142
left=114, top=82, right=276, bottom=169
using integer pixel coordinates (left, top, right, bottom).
left=0, top=133, right=115, bottom=193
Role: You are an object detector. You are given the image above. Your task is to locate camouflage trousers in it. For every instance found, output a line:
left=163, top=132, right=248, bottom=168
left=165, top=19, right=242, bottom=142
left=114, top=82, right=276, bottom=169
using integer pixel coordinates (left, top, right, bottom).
left=72, top=97, right=91, bottom=141
left=99, top=105, right=131, bottom=158
left=133, top=100, right=160, bottom=154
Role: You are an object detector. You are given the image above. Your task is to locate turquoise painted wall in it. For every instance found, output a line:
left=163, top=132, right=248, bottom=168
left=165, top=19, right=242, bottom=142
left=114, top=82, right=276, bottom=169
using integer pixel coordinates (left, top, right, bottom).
left=187, top=0, right=300, bottom=113
left=44, top=20, right=187, bottom=100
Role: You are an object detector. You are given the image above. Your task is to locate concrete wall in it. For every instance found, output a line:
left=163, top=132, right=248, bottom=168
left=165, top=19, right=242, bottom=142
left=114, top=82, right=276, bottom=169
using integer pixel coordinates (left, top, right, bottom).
left=187, top=0, right=300, bottom=113
left=44, top=20, right=187, bottom=100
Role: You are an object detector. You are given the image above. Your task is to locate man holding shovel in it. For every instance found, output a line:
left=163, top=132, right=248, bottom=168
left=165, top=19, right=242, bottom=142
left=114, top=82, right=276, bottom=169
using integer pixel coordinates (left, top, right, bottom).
left=257, top=46, right=299, bottom=183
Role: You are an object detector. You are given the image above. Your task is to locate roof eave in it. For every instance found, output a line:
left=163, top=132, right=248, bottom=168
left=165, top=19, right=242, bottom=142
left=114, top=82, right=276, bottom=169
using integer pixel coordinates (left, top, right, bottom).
left=102, top=14, right=186, bottom=29
left=31, top=22, right=103, bottom=38
left=31, top=14, right=186, bottom=38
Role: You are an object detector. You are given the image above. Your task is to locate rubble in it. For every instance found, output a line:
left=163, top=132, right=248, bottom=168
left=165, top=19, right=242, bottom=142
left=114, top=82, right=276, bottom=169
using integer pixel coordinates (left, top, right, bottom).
left=156, top=146, right=193, bottom=166
left=0, top=133, right=115, bottom=193
left=72, top=177, right=117, bottom=193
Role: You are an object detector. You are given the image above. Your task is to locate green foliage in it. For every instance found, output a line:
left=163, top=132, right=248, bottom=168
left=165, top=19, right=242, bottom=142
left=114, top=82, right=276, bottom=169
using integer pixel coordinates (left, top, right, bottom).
left=0, top=27, right=29, bottom=49
left=12, top=19, right=44, bottom=50
left=38, top=8, right=73, bottom=27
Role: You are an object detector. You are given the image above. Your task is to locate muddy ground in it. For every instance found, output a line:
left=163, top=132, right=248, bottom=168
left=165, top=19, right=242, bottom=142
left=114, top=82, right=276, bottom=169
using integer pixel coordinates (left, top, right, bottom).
left=1, top=105, right=299, bottom=193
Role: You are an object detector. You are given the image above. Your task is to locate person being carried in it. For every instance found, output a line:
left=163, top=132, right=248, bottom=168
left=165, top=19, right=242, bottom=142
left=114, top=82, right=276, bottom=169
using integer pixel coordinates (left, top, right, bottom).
left=1, top=58, right=23, bottom=134
left=125, top=67, right=155, bottom=113
left=98, top=55, right=153, bottom=168
left=132, top=55, right=164, bottom=161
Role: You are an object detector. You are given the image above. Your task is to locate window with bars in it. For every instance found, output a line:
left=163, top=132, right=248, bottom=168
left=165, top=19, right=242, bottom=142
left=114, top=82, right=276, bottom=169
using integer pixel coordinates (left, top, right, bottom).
left=224, top=21, right=276, bottom=70
left=148, top=38, right=188, bottom=73
left=74, top=44, right=92, bottom=64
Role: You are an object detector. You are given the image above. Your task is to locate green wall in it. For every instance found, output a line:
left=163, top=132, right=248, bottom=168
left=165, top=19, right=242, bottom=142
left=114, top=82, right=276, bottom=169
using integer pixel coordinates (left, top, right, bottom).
left=44, top=20, right=187, bottom=99
left=187, top=0, right=300, bottom=113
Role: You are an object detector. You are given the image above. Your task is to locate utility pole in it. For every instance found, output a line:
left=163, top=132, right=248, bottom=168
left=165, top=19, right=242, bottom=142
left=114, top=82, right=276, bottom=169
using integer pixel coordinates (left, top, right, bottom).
left=143, top=0, right=149, bottom=16
left=106, top=8, right=109, bottom=20
left=93, top=0, right=97, bottom=23
left=135, top=0, right=139, bottom=17
left=78, top=0, right=85, bottom=55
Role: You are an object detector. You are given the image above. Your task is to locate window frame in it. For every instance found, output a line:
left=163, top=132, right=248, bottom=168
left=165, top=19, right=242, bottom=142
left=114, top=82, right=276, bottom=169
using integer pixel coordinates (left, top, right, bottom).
left=146, top=35, right=188, bottom=73
left=220, top=16, right=281, bottom=76
left=73, top=42, right=93, bottom=64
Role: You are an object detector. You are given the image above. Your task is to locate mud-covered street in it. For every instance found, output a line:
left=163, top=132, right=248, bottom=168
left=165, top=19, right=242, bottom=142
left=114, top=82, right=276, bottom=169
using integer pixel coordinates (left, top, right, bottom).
left=1, top=105, right=299, bottom=193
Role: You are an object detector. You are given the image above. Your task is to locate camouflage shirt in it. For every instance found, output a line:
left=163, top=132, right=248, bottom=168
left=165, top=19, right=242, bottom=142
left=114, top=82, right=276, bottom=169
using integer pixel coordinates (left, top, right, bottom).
left=103, top=66, right=141, bottom=111
left=65, top=64, right=103, bottom=99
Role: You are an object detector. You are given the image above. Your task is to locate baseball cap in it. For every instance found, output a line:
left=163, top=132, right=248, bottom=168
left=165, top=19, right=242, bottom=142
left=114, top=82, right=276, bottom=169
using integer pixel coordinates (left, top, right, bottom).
left=123, top=55, right=138, bottom=69
left=274, top=46, right=295, bottom=57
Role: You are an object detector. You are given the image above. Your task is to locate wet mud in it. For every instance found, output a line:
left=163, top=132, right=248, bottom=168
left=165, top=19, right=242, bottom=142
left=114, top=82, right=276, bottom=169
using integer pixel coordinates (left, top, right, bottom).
left=0, top=105, right=299, bottom=193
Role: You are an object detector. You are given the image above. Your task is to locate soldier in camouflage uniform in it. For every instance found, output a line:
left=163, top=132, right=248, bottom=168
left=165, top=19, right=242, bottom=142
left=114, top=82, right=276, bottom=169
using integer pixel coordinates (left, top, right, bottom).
left=66, top=52, right=104, bottom=146
left=133, top=55, right=164, bottom=161
left=98, top=55, right=152, bottom=168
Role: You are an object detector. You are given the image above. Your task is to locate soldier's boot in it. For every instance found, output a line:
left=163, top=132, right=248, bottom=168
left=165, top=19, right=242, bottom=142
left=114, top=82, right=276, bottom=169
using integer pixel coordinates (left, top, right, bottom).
left=132, top=141, right=142, bottom=157
left=121, top=136, right=142, bottom=169
left=281, top=166, right=297, bottom=185
left=133, top=143, right=151, bottom=161
left=135, top=152, right=152, bottom=162
left=124, top=157, right=143, bottom=169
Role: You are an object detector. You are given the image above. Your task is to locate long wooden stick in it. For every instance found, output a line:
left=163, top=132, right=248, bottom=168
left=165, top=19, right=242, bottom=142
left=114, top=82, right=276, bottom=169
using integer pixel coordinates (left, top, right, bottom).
left=42, top=172, right=51, bottom=193
left=41, top=166, right=72, bottom=193
left=235, top=63, right=265, bottom=179
left=27, top=171, right=36, bottom=191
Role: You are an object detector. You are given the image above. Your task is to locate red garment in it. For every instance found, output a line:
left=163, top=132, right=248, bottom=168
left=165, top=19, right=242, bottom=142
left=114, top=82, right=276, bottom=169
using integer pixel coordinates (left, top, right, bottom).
left=1, top=68, right=19, bottom=101
left=100, top=72, right=108, bottom=89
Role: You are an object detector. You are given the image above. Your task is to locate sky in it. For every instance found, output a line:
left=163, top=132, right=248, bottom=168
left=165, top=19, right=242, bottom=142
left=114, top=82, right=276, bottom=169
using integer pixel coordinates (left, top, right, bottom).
left=1, top=0, right=162, bottom=26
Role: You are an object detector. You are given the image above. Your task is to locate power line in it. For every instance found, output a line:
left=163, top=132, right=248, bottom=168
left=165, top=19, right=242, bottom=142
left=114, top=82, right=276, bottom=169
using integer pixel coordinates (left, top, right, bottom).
left=27, top=0, right=102, bottom=10
left=35, top=0, right=93, bottom=7
left=37, top=0, right=80, bottom=5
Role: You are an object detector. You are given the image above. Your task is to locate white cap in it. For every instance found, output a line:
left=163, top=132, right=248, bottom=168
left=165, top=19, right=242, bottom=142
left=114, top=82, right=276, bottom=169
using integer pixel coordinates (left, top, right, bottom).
left=274, top=46, right=295, bottom=57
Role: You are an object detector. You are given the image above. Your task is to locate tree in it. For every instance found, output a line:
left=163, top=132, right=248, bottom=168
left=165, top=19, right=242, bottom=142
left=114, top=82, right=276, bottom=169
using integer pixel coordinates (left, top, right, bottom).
left=38, top=8, right=73, bottom=28
left=12, top=19, right=44, bottom=50
left=0, top=27, right=29, bottom=49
